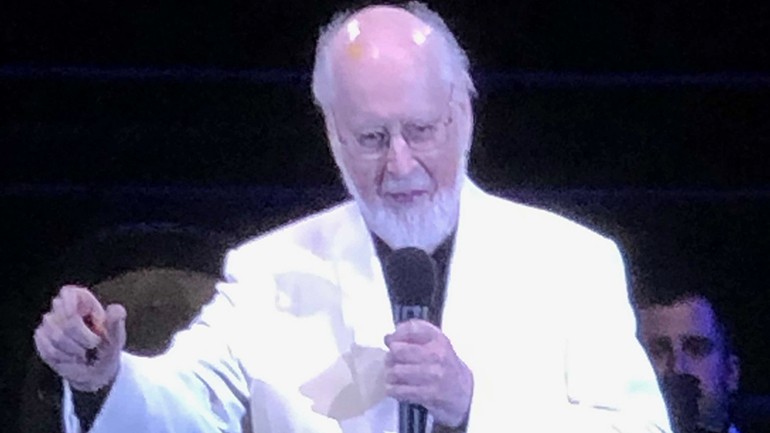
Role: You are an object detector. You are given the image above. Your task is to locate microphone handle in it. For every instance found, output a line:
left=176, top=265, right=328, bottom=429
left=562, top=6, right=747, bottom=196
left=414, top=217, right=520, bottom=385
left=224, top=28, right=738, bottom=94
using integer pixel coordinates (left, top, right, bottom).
left=399, top=401, right=428, bottom=433
left=393, top=305, right=430, bottom=433
left=392, top=305, right=429, bottom=323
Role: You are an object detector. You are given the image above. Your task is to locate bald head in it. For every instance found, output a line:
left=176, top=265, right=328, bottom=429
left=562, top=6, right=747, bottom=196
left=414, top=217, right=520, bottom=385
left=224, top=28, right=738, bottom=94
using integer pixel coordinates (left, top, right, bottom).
left=329, top=6, right=440, bottom=74
left=330, top=7, right=449, bottom=121
left=312, top=2, right=475, bottom=115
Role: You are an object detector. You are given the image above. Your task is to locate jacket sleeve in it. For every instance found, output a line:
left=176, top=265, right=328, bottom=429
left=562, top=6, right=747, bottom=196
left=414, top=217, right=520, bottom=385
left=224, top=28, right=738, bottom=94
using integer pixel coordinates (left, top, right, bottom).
left=458, top=234, right=672, bottom=433
left=561, top=237, right=673, bottom=433
left=61, top=248, right=269, bottom=433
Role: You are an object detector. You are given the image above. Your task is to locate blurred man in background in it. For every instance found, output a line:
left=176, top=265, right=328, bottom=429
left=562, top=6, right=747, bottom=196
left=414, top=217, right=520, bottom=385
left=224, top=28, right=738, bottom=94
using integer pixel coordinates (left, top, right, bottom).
left=637, top=292, right=741, bottom=433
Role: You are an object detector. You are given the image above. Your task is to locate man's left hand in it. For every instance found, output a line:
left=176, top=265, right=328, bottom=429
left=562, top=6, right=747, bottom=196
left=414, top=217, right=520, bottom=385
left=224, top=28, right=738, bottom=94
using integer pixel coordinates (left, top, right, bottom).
left=383, top=319, right=473, bottom=428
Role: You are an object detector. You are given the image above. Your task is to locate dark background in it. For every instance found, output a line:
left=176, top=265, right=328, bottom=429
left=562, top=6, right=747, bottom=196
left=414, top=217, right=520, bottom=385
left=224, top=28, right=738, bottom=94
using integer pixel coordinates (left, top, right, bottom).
left=2, top=1, right=769, bottom=431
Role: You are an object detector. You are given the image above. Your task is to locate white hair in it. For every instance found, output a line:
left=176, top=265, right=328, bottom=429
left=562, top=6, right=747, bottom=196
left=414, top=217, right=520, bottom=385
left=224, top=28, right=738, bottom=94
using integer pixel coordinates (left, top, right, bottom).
left=311, top=2, right=477, bottom=117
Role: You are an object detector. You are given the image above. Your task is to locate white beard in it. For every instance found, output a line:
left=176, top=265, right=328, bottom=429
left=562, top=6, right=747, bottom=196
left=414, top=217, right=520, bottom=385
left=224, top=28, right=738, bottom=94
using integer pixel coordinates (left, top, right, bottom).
left=338, top=158, right=465, bottom=253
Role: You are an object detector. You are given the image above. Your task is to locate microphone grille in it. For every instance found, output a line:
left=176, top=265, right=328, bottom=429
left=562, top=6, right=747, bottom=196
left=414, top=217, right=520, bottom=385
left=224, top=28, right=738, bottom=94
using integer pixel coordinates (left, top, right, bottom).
left=384, top=247, right=436, bottom=306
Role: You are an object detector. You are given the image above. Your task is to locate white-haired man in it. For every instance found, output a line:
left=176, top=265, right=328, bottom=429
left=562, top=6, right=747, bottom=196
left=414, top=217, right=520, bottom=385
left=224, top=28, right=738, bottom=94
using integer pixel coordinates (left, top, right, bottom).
left=34, top=3, right=671, bottom=432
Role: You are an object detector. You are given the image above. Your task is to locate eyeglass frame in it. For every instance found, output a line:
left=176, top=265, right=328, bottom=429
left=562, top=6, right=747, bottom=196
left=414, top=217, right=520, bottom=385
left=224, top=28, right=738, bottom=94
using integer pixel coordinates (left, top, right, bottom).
left=332, top=85, right=457, bottom=161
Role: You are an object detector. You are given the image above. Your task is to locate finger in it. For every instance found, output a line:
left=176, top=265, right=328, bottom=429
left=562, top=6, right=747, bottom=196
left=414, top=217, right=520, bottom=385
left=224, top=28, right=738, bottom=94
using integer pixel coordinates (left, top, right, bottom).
left=58, top=285, right=107, bottom=329
left=58, top=285, right=84, bottom=317
left=385, top=363, right=439, bottom=386
left=386, top=341, right=432, bottom=365
left=57, top=362, right=94, bottom=385
left=385, top=383, right=434, bottom=407
left=390, top=319, right=440, bottom=344
left=77, top=290, right=105, bottom=321
left=48, top=328, right=89, bottom=361
left=103, top=303, right=127, bottom=347
left=34, top=329, right=82, bottom=365
left=84, top=302, right=107, bottom=328
left=83, top=313, right=108, bottom=342
left=61, top=315, right=102, bottom=349
left=41, top=313, right=93, bottom=356
left=52, top=297, right=72, bottom=319
left=41, top=313, right=101, bottom=354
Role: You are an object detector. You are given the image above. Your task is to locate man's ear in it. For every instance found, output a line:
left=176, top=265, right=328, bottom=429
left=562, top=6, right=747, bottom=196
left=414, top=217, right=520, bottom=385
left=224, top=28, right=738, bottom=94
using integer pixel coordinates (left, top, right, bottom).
left=452, top=90, right=474, bottom=155
left=322, top=110, right=347, bottom=169
left=322, top=110, right=339, bottom=146
left=726, top=353, right=740, bottom=393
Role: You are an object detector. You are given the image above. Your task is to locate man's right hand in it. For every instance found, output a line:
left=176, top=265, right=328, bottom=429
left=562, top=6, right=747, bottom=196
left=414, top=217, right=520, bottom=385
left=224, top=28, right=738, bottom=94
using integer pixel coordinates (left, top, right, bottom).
left=34, top=285, right=127, bottom=392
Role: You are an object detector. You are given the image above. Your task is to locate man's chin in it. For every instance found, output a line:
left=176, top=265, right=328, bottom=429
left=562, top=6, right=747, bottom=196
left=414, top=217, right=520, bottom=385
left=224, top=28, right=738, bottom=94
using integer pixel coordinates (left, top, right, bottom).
left=354, top=186, right=459, bottom=252
left=364, top=212, right=442, bottom=252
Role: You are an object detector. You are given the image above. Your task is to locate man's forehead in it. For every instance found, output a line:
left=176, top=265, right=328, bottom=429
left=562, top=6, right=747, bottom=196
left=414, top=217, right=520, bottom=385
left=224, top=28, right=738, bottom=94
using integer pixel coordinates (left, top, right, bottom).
left=639, top=298, right=720, bottom=337
left=338, top=92, right=445, bottom=122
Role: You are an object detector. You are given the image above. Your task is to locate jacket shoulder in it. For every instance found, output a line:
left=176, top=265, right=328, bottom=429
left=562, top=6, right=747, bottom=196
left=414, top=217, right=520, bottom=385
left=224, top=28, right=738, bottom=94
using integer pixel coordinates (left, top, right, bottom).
left=474, top=190, right=618, bottom=254
left=222, top=200, right=359, bottom=280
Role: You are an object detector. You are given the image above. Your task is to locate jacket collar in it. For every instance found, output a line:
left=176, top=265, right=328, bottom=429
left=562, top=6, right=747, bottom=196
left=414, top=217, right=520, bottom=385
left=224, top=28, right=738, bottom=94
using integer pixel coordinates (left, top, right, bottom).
left=331, top=177, right=487, bottom=350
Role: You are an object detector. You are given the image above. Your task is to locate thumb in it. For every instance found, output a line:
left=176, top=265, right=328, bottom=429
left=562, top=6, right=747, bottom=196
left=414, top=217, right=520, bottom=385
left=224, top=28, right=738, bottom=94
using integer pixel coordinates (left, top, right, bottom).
left=104, top=303, right=127, bottom=349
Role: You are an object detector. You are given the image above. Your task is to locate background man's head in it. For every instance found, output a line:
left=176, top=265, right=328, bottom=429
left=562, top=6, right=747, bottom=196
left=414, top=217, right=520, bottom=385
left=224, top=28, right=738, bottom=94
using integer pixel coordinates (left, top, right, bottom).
left=311, top=3, right=475, bottom=252
left=637, top=293, right=740, bottom=432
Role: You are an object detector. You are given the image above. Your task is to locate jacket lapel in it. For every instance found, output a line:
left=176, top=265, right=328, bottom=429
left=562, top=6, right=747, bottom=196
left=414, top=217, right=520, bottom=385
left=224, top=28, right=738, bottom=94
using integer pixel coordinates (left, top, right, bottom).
left=441, top=180, right=488, bottom=361
left=331, top=204, right=395, bottom=351
left=438, top=181, right=508, bottom=432
left=332, top=180, right=490, bottom=352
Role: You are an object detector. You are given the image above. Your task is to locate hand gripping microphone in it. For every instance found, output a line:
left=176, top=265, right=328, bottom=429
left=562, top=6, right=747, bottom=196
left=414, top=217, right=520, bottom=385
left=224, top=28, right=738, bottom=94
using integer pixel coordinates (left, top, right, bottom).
left=384, top=247, right=437, bottom=433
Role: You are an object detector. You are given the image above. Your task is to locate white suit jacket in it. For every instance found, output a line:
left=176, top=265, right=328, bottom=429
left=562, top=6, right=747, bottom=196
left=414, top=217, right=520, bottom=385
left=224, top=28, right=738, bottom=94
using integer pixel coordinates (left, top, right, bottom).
left=63, top=179, right=672, bottom=433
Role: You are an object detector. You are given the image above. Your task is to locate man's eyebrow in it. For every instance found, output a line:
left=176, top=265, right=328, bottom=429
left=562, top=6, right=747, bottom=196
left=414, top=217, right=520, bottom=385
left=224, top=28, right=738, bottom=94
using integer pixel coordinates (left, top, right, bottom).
left=681, top=335, right=713, bottom=344
left=406, top=115, right=441, bottom=124
left=355, top=124, right=387, bottom=131
left=649, top=335, right=672, bottom=345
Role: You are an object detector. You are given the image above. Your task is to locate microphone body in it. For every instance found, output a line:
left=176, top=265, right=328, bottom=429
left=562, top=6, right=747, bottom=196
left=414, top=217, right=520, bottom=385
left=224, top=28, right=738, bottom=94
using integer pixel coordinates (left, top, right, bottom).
left=399, top=400, right=428, bottom=433
left=393, top=304, right=430, bottom=433
left=392, top=305, right=429, bottom=323
left=384, top=247, right=437, bottom=433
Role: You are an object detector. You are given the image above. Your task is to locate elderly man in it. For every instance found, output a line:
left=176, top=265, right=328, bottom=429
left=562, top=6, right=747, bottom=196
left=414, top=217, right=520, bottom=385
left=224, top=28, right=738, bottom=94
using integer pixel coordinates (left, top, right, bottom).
left=637, top=292, right=741, bottom=433
left=34, top=3, right=670, bottom=432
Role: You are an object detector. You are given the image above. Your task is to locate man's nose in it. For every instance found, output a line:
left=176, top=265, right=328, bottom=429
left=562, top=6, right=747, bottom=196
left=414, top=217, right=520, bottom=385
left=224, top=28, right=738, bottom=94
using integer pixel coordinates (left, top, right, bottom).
left=385, top=134, right=419, bottom=177
left=669, top=351, right=691, bottom=375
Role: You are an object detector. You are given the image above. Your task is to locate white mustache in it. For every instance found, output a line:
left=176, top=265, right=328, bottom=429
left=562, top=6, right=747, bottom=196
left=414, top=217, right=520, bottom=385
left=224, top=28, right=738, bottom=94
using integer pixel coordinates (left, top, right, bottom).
left=381, top=173, right=433, bottom=194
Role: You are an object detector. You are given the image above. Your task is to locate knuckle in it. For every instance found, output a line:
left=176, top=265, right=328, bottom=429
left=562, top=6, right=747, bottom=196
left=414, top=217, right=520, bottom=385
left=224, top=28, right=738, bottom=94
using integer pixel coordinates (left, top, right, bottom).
left=33, top=328, right=48, bottom=348
left=41, top=313, right=56, bottom=330
left=32, top=332, right=44, bottom=352
left=60, top=285, right=76, bottom=296
left=388, top=365, right=402, bottom=379
left=37, top=342, right=54, bottom=361
left=63, top=316, right=83, bottom=334
left=426, top=386, right=441, bottom=406
left=426, top=365, right=441, bottom=382
left=49, top=325, right=65, bottom=343
left=385, top=370, right=396, bottom=384
left=392, top=343, right=407, bottom=359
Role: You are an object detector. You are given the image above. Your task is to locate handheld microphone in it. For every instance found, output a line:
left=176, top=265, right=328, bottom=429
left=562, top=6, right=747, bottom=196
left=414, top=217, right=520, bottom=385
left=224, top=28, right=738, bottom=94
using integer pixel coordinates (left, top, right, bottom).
left=383, top=247, right=437, bottom=433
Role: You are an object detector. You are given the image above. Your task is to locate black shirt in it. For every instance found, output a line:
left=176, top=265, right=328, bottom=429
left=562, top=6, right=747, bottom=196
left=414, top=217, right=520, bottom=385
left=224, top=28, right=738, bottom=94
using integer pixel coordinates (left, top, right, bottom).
left=372, top=232, right=457, bottom=328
